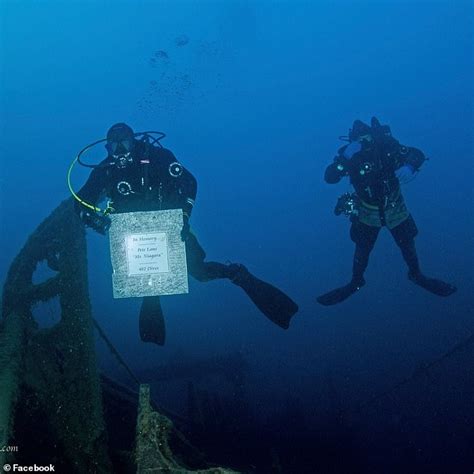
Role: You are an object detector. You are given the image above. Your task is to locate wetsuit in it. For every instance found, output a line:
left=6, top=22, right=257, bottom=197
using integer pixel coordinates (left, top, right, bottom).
left=75, top=139, right=231, bottom=282
left=325, top=134, right=425, bottom=283
left=317, top=120, right=456, bottom=306
left=75, top=137, right=298, bottom=342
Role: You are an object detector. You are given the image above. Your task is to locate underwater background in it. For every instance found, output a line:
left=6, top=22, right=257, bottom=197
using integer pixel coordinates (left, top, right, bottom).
left=1, top=0, right=473, bottom=472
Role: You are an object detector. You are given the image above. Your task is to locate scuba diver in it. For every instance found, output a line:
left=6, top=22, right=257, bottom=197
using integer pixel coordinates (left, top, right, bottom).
left=317, top=117, right=457, bottom=306
left=72, top=123, right=298, bottom=344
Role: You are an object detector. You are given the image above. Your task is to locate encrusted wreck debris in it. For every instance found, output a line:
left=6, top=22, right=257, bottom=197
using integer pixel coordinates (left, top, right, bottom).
left=0, top=199, right=109, bottom=472
left=0, top=198, right=238, bottom=473
left=136, top=384, right=237, bottom=474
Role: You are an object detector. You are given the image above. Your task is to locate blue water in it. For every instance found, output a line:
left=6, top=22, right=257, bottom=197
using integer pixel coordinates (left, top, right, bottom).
left=1, top=1, right=473, bottom=472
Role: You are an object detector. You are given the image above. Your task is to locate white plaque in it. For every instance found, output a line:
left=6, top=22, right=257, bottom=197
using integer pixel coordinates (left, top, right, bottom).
left=126, top=233, right=170, bottom=276
left=108, top=209, right=188, bottom=298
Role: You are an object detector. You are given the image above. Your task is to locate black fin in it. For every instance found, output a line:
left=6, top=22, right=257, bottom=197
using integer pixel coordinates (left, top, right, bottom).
left=317, top=280, right=365, bottom=306
left=139, top=296, right=166, bottom=345
left=233, top=269, right=298, bottom=329
left=409, top=273, right=457, bottom=297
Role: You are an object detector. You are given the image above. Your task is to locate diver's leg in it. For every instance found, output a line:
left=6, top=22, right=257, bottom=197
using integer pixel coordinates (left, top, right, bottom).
left=137, top=233, right=223, bottom=346
left=139, top=296, right=166, bottom=345
left=317, top=220, right=379, bottom=306
left=186, top=233, right=298, bottom=328
left=390, top=215, right=420, bottom=275
left=351, top=219, right=380, bottom=284
left=391, top=216, right=456, bottom=297
left=185, top=232, right=231, bottom=282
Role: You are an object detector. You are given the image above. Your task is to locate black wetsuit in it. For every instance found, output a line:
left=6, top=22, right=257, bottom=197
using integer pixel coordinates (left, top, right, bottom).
left=317, top=120, right=456, bottom=306
left=326, top=136, right=425, bottom=206
left=75, top=140, right=230, bottom=282
left=324, top=134, right=426, bottom=283
left=75, top=139, right=298, bottom=341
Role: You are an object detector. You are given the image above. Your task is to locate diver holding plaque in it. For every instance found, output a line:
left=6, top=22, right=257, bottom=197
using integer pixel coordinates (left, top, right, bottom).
left=72, top=123, right=298, bottom=345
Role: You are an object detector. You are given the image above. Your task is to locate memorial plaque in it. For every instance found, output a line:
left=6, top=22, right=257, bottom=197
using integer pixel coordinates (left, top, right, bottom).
left=109, top=209, right=188, bottom=298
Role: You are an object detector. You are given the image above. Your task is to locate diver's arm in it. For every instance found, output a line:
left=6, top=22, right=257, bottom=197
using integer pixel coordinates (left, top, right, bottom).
left=178, top=170, right=197, bottom=241
left=325, top=156, right=349, bottom=184
left=73, top=167, right=107, bottom=216
left=159, top=148, right=197, bottom=218
left=398, top=146, right=426, bottom=171
left=157, top=147, right=197, bottom=242
left=392, top=144, right=426, bottom=183
left=180, top=169, right=197, bottom=219
left=385, top=134, right=426, bottom=172
left=324, top=142, right=357, bottom=184
left=73, top=167, right=111, bottom=234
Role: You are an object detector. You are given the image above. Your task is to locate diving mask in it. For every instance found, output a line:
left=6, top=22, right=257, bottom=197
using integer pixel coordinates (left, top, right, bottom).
left=106, top=139, right=134, bottom=168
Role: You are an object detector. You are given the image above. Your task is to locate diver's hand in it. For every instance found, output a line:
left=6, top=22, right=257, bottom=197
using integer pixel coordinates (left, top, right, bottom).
left=396, top=164, right=415, bottom=183
left=81, top=211, right=111, bottom=235
left=181, top=215, right=190, bottom=242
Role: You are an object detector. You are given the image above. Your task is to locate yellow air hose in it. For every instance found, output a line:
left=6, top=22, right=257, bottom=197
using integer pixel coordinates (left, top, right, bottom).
left=67, top=155, right=102, bottom=212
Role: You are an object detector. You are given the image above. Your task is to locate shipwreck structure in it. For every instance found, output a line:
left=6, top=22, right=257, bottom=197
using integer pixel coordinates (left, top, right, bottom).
left=0, top=198, right=237, bottom=473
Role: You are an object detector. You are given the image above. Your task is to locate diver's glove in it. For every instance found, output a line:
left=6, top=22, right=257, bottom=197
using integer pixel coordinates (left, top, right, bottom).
left=396, top=164, right=415, bottom=183
left=81, top=211, right=111, bottom=235
left=181, top=214, right=191, bottom=242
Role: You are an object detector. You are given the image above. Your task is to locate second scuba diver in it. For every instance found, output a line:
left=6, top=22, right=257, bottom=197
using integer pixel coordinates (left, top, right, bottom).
left=317, top=117, right=457, bottom=305
left=73, top=123, right=298, bottom=344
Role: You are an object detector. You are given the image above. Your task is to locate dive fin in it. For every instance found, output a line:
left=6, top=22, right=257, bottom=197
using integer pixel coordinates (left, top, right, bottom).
left=139, top=296, right=166, bottom=345
left=317, top=279, right=365, bottom=306
left=232, top=266, right=298, bottom=329
left=409, top=273, right=457, bottom=297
